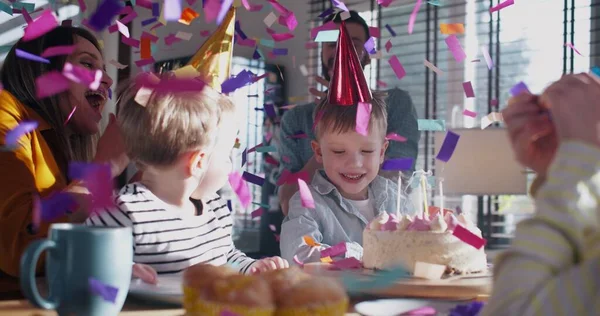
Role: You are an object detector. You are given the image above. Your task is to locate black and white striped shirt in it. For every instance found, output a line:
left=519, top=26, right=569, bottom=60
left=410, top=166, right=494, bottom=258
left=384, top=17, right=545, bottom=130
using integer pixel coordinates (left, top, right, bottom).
left=84, top=183, right=256, bottom=274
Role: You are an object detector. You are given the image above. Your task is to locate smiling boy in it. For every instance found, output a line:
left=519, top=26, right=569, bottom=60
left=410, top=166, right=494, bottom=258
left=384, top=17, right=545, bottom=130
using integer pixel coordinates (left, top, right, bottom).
left=280, top=92, right=405, bottom=264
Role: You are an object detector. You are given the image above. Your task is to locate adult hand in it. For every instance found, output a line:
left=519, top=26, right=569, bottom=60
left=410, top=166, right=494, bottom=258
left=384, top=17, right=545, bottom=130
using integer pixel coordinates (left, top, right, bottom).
left=94, top=113, right=129, bottom=178
left=249, top=256, right=289, bottom=274
left=502, top=92, right=557, bottom=176
left=540, top=73, right=600, bottom=148
left=308, top=76, right=329, bottom=104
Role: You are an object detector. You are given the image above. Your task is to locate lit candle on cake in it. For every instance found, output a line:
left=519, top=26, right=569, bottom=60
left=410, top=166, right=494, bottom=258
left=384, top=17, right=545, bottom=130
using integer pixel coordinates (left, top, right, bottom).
left=396, top=171, right=402, bottom=217
left=421, top=174, right=429, bottom=218
left=439, top=177, right=444, bottom=215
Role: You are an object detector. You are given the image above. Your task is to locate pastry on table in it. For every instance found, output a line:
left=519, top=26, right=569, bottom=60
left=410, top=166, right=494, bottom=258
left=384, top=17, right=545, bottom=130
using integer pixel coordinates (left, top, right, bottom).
left=183, top=264, right=275, bottom=316
left=275, top=277, right=349, bottom=316
left=260, top=267, right=311, bottom=305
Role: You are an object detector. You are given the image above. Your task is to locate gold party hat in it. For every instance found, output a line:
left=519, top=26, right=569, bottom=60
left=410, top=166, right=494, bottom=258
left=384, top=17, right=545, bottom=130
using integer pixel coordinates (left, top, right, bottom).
left=173, top=6, right=236, bottom=92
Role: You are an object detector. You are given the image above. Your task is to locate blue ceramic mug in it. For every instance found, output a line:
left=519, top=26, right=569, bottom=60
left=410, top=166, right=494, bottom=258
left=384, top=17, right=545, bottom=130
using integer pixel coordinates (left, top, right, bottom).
left=20, top=224, right=133, bottom=316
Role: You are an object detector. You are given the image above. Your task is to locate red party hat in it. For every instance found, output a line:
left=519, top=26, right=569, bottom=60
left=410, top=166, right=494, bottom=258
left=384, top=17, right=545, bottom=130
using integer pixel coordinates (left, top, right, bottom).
left=327, top=21, right=373, bottom=106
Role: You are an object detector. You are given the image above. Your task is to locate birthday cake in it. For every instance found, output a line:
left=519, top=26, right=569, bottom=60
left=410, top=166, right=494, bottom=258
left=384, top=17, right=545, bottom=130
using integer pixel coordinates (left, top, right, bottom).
left=362, top=210, right=487, bottom=274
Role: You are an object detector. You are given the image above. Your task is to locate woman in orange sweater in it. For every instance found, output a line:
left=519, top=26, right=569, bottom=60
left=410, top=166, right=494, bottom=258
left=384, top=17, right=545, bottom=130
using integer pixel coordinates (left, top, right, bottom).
left=0, top=26, right=130, bottom=296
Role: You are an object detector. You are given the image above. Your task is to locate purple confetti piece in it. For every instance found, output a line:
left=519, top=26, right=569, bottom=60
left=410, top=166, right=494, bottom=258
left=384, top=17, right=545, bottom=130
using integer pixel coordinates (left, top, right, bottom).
left=108, top=88, right=112, bottom=99
left=252, top=48, right=261, bottom=60
left=449, top=301, right=485, bottom=316
left=436, top=131, right=460, bottom=162
left=364, top=37, right=376, bottom=54
left=164, top=0, right=182, bottom=21
left=216, top=0, right=234, bottom=25
left=264, top=103, right=276, bottom=119
left=152, top=2, right=159, bottom=17
left=15, top=49, right=50, bottom=64
left=4, top=121, right=38, bottom=148
left=221, top=70, right=255, bottom=94
left=381, top=158, right=414, bottom=171
left=272, top=48, right=288, bottom=56
left=41, top=192, right=77, bottom=222
left=88, top=278, right=119, bottom=303
left=318, top=8, right=334, bottom=18
left=141, top=17, right=158, bottom=26
left=331, top=0, right=348, bottom=11
left=241, top=148, right=247, bottom=167
left=235, top=20, right=248, bottom=40
left=242, top=171, right=265, bottom=186
left=88, top=0, right=123, bottom=32
left=509, top=81, right=530, bottom=96
left=385, top=24, right=396, bottom=37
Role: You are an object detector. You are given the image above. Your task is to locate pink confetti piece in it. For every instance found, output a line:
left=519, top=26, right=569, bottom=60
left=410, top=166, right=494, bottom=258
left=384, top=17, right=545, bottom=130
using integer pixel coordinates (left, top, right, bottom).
left=88, top=278, right=118, bottom=303
left=377, top=80, right=388, bottom=88
left=462, top=81, right=474, bottom=98
left=310, top=21, right=337, bottom=39
left=385, top=40, right=392, bottom=52
left=237, top=37, right=257, bottom=47
left=453, top=225, right=486, bottom=249
left=385, top=133, right=407, bottom=142
left=424, top=59, right=443, bottom=75
left=23, top=10, right=58, bottom=42
left=369, top=26, right=380, bottom=38
left=269, top=224, right=277, bottom=232
left=271, top=32, right=294, bottom=42
left=332, top=257, right=362, bottom=270
left=297, top=178, right=315, bottom=209
left=135, top=58, right=155, bottom=67
left=119, top=7, right=138, bottom=24
left=77, top=0, right=87, bottom=12
left=229, top=171, right=251, bottom=208
left=63, top=106, right=77, bottom=126
left=242, top=0, right=263, bottom=11
left=164, top=0, right=182, bottom=21
left=141, top=31, right=159, bottom=42
left=282, top=13, right=298, bottom=31
left=489, top=0, right=514, bottom=13
left=4, top=121, right=38, bottom=148
left=116, top=20, right=129, bottom=38
left=481, top=46, right=493, bottom=69
left=220, top=311, right=241, bottom=316
left=388, top=56, right=406, bottom=80
left=356, top=102, right=372, bottom=136
left=15, top=49, right=49, bottom=64
left=41, top=45, right=75, bottom=57
left=32, top=194, right=41, bottom=229
left=121, top=36, right=140, bottom=48
left=293, top=255, right=304, bottom=267
left=35, top=71, right=70, bottom=98
left=565, top=42, right=583, bottom=56
left=22, top=9, right=33, bottom=24
left=408, top=0, right=423, bottom=34
left=445, top=34, right=466, bottom=62
left=136, top=0, right=153, bottom=9
left=462, top=109, right=477, bottom=118
left=378, top=0, right=395, bottom=7
left=320, top=242, right=347, bottom=258
left=251, top=208, right=263, bottom=219
left=62, top=62, right=102, bottom=90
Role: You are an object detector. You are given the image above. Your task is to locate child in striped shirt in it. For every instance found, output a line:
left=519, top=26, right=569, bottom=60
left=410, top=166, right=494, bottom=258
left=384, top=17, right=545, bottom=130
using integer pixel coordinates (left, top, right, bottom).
left=85, top=74, right=288, bottom=275
left=482, top=73, right=600, bottom=315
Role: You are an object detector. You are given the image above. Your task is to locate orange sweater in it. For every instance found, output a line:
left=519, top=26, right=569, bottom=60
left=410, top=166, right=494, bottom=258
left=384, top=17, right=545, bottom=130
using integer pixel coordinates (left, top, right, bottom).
left=0, top=90, right=69, bottom=280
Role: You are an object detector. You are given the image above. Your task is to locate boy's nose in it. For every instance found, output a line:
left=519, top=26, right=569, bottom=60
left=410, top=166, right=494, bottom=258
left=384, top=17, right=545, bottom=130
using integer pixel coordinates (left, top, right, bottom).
left=346, top=152, right=363, bottom=167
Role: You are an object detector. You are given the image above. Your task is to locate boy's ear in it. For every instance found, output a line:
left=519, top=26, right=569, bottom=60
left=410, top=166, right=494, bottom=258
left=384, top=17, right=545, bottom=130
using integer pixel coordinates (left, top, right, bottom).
left=380, top=140, right=389, bottom=164
left=188, top=151, right=206, bottom=176
left=311, top=140, right=323, bottom=164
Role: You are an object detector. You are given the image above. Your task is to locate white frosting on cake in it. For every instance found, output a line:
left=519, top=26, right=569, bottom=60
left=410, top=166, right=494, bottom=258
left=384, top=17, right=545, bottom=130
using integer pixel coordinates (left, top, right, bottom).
left=362, top=212, right=487, bottom=274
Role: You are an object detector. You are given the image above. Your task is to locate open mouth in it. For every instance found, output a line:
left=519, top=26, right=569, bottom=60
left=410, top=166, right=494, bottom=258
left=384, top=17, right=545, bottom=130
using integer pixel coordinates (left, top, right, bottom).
left=85, top=89, right=107, bottom=110
left=341, top=173, right=366, bottom=181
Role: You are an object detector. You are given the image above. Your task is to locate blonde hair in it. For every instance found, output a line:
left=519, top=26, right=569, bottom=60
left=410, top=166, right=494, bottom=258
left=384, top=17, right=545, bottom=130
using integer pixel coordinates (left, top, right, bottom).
left=116, top=75, right=235, bottom=167
left=314, top=91, right=388, bottom=139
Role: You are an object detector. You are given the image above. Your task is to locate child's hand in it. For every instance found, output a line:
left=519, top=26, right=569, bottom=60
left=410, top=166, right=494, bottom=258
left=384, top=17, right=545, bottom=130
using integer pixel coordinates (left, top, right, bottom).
left=250, top=256, right=289, bottom=274
left=132, top=263, right=158, bottom=284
